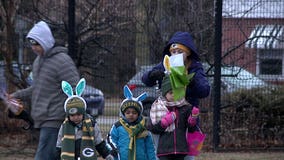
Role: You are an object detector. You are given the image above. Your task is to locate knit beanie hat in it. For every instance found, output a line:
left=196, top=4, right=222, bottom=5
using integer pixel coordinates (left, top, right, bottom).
left=161, top=75, right=172, bottom=96
left=169, top=43, right=190, bottom=54
left=62, top=78, right=87, bottom=116
left=120, top=85, right=147, bottom=117
left=65, top=97, right=86, bottom=115
left=120, top=99, right=142, bottom=116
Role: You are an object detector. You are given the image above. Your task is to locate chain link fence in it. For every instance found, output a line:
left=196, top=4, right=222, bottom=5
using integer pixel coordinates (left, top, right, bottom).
left=0, top=0, right=283, bottom=151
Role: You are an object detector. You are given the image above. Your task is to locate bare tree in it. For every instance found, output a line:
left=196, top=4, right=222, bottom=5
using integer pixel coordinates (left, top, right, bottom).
left=10, top=0, right=137, bottom=94
left=132, top=0, right=215, bottom=65
left=0, top=0, right=30, bottom=91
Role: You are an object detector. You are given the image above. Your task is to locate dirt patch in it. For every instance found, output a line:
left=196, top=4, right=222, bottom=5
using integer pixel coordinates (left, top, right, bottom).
left=0, top=130, right=38, bottom=160
left=0, top=145, right=35, bottom=160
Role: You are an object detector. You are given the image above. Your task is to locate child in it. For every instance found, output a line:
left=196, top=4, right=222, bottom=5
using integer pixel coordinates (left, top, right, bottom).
left=148, top=68, right=197, bottom=160
left=107, top=85, right=156, bottom=160
left=56, top=78, right=114, bottom=160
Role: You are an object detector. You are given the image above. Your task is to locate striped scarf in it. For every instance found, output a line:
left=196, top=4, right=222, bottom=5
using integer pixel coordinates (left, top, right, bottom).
left=119, top=117, right=148, bottom=160
left=61, top=115, right=97, bottom=160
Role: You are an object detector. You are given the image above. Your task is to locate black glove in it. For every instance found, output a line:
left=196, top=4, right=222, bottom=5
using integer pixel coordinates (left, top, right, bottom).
left=110, top=148, right=118, bottom=158
left=149, top=70, right=165, bottom=81
left=8, top=109, right=34, bottom=130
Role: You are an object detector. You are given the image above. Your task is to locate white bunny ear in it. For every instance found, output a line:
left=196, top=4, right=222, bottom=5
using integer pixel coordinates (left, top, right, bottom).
left=62, top=81, right=73, bottom=97
left=136, top=92, right=147, bottom=102
left=76, top=78, right=86, bottom=96
left=123, top=85, right=133, bottom=99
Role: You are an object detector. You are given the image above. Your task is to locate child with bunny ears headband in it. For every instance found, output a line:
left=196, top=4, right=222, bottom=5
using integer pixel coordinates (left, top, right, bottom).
left=146, top=55, right=198, bottom=160
left=107, top=85, right=156, bottom=160
left=56, top=78, right=114, bottom=160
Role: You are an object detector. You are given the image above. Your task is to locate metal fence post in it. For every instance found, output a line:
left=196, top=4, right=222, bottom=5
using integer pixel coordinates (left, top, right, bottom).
left=213, top=0, right=222, bottom=152
left=68, top=0, right=77, bottom=63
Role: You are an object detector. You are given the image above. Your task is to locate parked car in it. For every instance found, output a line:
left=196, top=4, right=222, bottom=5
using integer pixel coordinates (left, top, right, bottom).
left=0, top=64, right=10, bottom=90
left=204, top=63, right=268, bottom=93
left=126, top=65, right=160, bottom=116
left=0, top=62, right=31, bottom=91
left=126, top=64, right=268, bottom=115
left=83, top=85, right=105, bottom=116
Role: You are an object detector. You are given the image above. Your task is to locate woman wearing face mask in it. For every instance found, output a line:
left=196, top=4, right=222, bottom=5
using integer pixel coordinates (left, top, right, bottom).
left=142, top=31, right=210, bottom=160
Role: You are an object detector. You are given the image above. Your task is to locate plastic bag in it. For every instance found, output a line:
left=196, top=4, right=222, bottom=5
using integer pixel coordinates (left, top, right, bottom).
left=187, top=127, right=206, bottom=156
left=6, top=98, right=24, bottom=116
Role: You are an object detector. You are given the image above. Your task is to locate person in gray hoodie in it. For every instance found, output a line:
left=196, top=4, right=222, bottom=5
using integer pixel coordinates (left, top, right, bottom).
left=11, top=21, right=79, bottom=160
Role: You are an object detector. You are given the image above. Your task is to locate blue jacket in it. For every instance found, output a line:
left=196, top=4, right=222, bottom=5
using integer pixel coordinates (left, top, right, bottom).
left=109, top=120, right=156, bottom=160
left=142, top=31, right=210, bottom=106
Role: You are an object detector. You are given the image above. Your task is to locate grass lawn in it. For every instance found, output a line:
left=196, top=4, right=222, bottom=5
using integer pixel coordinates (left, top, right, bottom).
left=1, top=145, right=283, bottom=160
left=195, top=152, right=284, bottom=160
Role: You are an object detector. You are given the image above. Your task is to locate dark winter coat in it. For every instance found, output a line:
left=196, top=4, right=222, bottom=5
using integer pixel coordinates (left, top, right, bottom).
left=148, top=104, right=192, bottom=157
left=142, top=31, right=210, bottom=106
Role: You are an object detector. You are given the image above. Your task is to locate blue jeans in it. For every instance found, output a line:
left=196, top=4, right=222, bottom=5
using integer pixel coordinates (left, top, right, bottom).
left=152, top=133, right=160, bottom=160
left=34, top=127, right=59, bottom=160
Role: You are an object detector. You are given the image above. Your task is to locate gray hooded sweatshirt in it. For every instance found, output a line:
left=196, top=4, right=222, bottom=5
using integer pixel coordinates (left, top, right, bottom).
left=13, top=21, right=80, bottom=128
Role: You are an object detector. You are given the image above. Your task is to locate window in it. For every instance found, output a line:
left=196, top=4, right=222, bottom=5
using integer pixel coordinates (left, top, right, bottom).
left=256, top=49, right=284, bottom=79
left=246, top=25, right=284, bottom=81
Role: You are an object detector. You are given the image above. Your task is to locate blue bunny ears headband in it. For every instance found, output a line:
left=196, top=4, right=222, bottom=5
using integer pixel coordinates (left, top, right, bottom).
left=120, top=85, right=147, bottom=116
left=62, top=78, right=87, bottom=115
